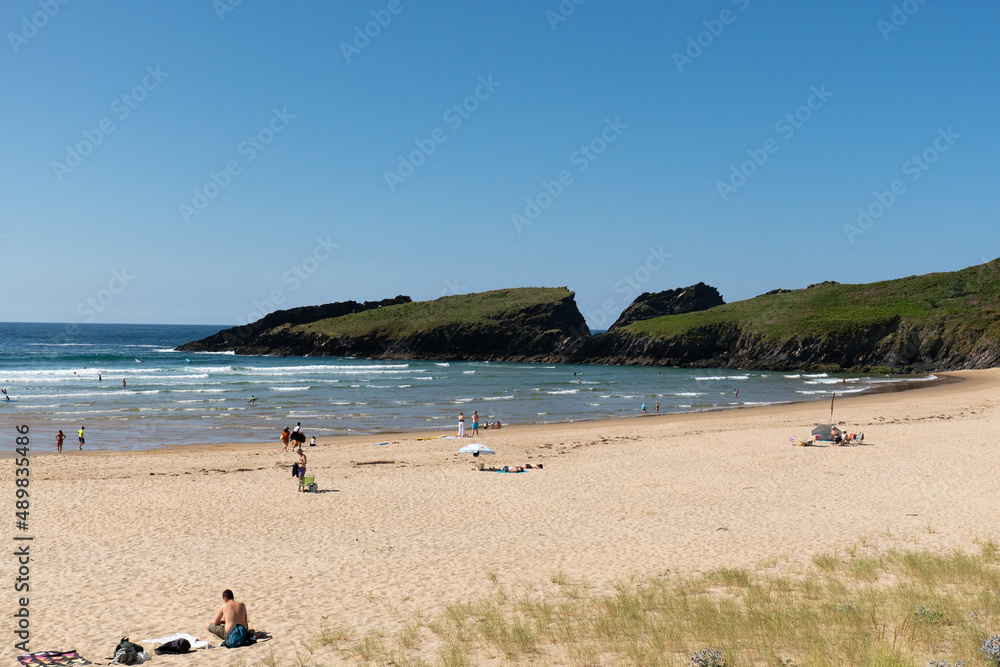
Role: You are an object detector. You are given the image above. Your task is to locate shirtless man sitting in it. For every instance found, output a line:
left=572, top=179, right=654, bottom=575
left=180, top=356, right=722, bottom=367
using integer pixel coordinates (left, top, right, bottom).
left=206, top=589, right=249, bottom=641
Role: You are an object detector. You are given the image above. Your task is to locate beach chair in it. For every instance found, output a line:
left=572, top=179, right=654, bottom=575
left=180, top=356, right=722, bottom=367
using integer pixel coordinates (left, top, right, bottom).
left=302, top=476, right=318, bottom=492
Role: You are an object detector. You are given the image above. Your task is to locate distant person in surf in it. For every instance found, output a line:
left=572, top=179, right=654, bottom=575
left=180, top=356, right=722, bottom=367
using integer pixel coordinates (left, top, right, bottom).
left=78, top=426, right=85, bottom=450
left=56, top=430, right=65, bottom=453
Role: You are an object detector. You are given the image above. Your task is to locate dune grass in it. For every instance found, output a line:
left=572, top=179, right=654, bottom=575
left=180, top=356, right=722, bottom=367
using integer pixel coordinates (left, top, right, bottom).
left=274, top=541, right=1000, bottom=665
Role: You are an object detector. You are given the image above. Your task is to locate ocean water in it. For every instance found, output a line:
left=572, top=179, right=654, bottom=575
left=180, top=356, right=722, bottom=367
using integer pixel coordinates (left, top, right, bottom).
left=0, top=322, right=937, bottom=451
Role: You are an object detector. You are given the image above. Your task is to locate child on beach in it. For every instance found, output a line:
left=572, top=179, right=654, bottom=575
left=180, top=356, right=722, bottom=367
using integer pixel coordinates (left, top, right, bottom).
left=296, top=449, right=307, bottom=491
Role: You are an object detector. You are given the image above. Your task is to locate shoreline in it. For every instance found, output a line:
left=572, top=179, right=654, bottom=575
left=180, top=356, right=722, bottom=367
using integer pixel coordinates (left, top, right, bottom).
left=8, top=369, right=957, bottom=458
left=7, top=368, right=999, bottom=664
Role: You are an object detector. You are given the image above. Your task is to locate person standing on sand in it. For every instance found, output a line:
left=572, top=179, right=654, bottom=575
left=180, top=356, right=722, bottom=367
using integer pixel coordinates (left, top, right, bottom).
left=655, top=401, right=659, bottom=414
left=206, top=589, right=250, bottom=642
left=77, top=426, right=85, bottom=450
left=471, top=411, right=479, bottom=436
left=458, top=411, right=466, bottom=437
left=641, top=403, right=646, bottom=415
left=296, top=448, right=307, bottom=491
left=56, top=430, right=65, bottom=453
left=281, top=427, right=291, bottom=452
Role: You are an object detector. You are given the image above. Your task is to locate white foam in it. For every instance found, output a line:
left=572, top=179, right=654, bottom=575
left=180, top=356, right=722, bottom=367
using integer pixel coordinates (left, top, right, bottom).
left=674, top=392, right=707, bottom=397
left=482, top=395, right=514, bottom=401
left=546, top=389, right=578, bottom=395
left=805, top=378, right=858, bottom=385
left=271, top=386, right=309, bottom=392
left=695, top=375, right=750, bottom=381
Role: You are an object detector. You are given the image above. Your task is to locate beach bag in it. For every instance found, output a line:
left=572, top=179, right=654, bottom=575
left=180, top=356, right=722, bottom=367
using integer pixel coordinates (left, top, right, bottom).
left=291, top=431, right=305, bottom=444
left=116, top=638, right=144, bottom=655
left=113, top=637, right=144, bottom=663
left=154, top=638, right=191, bottom=654
left=113, top=648, right=139, bottom=664
left=292, top=462, right=299, bottom=477
left=223, top=624, right=254, bottom=648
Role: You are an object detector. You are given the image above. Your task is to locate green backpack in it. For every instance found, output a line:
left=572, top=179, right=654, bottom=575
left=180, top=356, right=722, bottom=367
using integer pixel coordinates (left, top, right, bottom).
left=113, top=637, right=144, bottom=664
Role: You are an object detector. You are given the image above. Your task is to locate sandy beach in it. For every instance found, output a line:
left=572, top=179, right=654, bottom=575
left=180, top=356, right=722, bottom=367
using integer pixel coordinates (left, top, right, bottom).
left=6, top=369, right=1000, bottom=665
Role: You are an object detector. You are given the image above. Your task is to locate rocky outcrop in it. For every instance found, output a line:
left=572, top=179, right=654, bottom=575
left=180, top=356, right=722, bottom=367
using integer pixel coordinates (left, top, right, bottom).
left=573, top=317, right=1000, bottom=372
left=177, top=289, right=590, bottom=362
left=608, top=283, right=724, bottom=330
left=240, top=291, right=590, bottom=361
left=176, top=296, right=412, bottom=353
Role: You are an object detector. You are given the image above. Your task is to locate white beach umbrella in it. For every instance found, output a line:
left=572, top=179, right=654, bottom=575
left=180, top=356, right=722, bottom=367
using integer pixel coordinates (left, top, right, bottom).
left=459, top=443, right=495, bottom=457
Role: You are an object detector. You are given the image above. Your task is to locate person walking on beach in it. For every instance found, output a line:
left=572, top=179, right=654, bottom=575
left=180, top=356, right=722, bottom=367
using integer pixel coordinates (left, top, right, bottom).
left=206, top=589, right=250, bottom=642
left=458, top=411, right=466, bottom=437
left=296, top=448, right=307, bottom=491
left=471, top=411, right=479, bottom=437
left=281, top=427, right=291, bottom=452
left=77, top=426, right=85, bottom=450
left=56, top=430, right=65, bottom=453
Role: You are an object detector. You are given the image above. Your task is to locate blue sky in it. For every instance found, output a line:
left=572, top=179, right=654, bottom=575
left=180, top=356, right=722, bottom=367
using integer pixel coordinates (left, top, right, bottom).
left=2, top=1, right=998, bottom=328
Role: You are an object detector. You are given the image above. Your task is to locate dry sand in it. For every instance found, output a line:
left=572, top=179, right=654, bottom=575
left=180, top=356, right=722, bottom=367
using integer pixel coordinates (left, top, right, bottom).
left=5, top=369, right=1000, bottom=664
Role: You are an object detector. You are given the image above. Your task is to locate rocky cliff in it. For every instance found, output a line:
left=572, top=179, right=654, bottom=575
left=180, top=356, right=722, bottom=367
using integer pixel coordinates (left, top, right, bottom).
left=178, top=261, right=1000, bottom=372
left=608, top=283, right=725, bottom=330
left=176, top=296, right=412, bottom=354
left=577, top=261, right=1000, bottom=372
left=179, top=288, right=589, bottom=361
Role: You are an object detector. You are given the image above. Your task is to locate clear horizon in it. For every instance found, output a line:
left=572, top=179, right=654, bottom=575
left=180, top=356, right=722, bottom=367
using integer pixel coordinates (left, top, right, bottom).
left=3, top=2, right=998, bottom=328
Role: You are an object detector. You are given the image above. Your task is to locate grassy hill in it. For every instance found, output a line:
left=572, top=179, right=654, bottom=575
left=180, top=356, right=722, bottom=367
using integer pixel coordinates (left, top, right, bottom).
left=205, top=287, right=590, bottom=361
left=294, top=287, right=583, bottom=341
left=585, top=260, right=1000, bottom=372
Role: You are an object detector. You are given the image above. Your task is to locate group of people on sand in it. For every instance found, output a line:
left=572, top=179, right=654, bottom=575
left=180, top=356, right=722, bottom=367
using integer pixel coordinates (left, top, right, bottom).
left=477, top=463, right=542, bottom=472
left=458, top=410, right=502, bottom=437
left=828, top=425, right=863, bottom=445
left=53, top=427, right=85, bottom=452
left=280, top=423, right=316, bottom=491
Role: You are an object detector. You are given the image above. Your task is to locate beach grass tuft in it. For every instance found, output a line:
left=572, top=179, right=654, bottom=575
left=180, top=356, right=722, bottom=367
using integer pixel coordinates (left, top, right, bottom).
left=335, top=543, right=1000, bottom=665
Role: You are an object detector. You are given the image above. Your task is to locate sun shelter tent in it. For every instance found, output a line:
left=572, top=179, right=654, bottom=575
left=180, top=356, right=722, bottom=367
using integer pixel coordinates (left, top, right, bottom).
left=811, top=424, right=835, bottom=441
